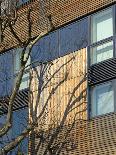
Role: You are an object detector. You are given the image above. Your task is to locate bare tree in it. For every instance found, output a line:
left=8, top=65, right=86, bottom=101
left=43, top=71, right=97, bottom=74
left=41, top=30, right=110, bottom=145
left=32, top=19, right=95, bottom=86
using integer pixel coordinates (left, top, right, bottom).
left=0, top=0, right=55, bottom=154
left=0, top=1, right=87, bottom=154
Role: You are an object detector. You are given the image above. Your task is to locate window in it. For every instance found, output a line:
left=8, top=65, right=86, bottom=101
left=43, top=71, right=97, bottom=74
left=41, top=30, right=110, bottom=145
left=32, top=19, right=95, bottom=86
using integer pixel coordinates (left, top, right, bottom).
left=90, top=8, right=114, bottom=64
left=14, top=49, right=21, bottom=74
left=17, top=0, right=29, bottom=7
left=19, top=72, right=29, bottom=90
left=91, top=40, right=113, bottom=64
left=91, top=8, right=113, bottom=43
left=14, top=49, right=30, bottom=90
left=91, top=82, right=114, bottom=117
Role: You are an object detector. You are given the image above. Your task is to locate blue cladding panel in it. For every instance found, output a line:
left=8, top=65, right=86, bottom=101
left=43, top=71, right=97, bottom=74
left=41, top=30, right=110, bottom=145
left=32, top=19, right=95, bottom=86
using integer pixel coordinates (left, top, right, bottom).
left=60, top=18, right=88, bottom=56
left=31, top=38, right=48, bottom=65
left=0, top=108, right=28, bottom=154
left=31, top=17, right=88, bottom=66
left=48, top=32, right=59, bottom=60
left=31, top=31, right=59, bottom=67
left=0, top=50, right=14, bottom=97
left=0, top=17, right=89, bottom=96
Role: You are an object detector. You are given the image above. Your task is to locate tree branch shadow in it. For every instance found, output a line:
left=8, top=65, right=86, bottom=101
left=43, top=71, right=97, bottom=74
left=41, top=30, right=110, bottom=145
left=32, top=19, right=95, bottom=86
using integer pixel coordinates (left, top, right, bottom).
left=29, top=51, right=87, bottom=155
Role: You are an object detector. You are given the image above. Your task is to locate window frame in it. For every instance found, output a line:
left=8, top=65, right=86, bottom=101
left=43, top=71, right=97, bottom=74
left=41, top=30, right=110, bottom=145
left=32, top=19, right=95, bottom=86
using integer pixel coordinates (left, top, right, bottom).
left=88, top=6, right=115, bottom=66
left=90, top=80, right=116, bottom=117
left=91, top=8, right=113, bottom=43
left=87, top=5, right=116, bottom=119
left=13, top=49, right=30, bottom=91
left=90, top=37, right=114, bottom=64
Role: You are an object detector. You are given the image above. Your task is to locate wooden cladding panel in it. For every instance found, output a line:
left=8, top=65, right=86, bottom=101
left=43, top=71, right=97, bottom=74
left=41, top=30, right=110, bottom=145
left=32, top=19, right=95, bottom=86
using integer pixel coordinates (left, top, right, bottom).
left=31, top=48, right=87, bottom=129
left=0, top=0, right=115, bottom=52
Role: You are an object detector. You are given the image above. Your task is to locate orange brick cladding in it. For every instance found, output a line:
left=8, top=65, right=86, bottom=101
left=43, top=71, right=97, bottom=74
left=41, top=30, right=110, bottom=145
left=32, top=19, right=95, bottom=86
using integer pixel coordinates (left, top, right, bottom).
left=0, top=0, right=115, bottom=53
left=31, top=113, right=116, bottom=155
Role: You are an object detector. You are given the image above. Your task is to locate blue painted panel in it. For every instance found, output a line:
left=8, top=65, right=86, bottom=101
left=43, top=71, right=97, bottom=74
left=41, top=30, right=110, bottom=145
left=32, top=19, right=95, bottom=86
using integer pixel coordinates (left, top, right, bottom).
left=59, top=17, right=88, bottom=56
left=31, top=38, right=47, bottom=66
left=31, top=31, right=59, bottom=67
left=31, top=17, right=88, bottom=66
left=48, top=31, right=59, bottom=60
left=12, top=108, right=28, bottom=154
left=0, top=50, right=14, bottom=97
left=0, top=108, right=28, bottom=154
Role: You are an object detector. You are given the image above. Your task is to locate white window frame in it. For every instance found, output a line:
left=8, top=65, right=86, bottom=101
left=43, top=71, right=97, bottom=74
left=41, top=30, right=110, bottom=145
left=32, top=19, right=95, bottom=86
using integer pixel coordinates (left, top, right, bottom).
left=90, top=7, right=114, bottom=65
left=91, top=81, right=114, bottom=117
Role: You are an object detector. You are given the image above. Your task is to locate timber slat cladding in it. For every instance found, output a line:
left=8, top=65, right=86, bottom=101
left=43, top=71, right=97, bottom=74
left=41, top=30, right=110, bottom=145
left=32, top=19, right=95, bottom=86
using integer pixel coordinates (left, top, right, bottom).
left=31, top=48, right=87, bottom=128
left=29, top=48, right=87, bottom=154
left=0, top=0, right=115, bottom=52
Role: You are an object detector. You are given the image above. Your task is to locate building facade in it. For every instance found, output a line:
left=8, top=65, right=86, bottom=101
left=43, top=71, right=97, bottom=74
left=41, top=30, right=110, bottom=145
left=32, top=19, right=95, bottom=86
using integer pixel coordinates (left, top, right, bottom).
left=0, top=0, right=116, bottom=154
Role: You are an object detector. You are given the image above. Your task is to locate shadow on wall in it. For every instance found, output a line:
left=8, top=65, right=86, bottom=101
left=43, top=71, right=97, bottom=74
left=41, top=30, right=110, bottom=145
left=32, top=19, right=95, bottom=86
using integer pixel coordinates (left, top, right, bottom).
left=29, top=48, right=87, bottom=155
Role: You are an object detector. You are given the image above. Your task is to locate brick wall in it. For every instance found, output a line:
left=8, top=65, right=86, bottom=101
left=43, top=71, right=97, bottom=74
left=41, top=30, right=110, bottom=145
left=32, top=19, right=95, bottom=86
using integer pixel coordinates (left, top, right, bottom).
left=29, top=113, right=116, bottom=155
left=0, top=0, right=115, bottom=53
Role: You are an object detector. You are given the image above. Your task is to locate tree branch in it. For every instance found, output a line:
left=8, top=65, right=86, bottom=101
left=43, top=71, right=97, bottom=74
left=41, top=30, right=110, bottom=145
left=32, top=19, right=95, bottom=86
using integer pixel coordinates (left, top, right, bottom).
left=27, top=8, right=32, bottom=40
left=9, top=22, right=23, bottom=46
left=0, top=125, right=33, bottom=155
left=0, top=30, right=49, bottom=138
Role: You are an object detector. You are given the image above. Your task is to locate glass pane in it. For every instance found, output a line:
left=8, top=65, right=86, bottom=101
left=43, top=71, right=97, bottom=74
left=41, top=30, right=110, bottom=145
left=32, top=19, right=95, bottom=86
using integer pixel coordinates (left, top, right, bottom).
left=91, top=8, right=113, bottom=43
left=91, top=41, right=113, bottom=64
left=14, top=49, right=21, bottom=74
left=17, top=0, right=29, bottom=6
left=91, top=82, right=114, bottom=117
left=14, top=48, right=30, bottom=90
left=14, top=48, right=30, bottom=74
left=20, top=72, right=29, bottom=90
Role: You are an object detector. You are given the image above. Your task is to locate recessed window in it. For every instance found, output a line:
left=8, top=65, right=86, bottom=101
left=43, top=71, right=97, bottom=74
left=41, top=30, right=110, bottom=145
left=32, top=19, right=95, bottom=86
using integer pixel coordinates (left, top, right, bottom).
left=91, top=8, right=113, bottom=43
left=91, top=82, right=114, bottom=117
left=91, top=41, right=113, bottom=64
left=90, top=8, right=113, bottom=64
left=17, top=0, right=29, bottom=6
left=19, top=72, right=29, bottom=91
left=14, top=49, right=30, bottom=90
left=14, top=49, right=21, bottom=74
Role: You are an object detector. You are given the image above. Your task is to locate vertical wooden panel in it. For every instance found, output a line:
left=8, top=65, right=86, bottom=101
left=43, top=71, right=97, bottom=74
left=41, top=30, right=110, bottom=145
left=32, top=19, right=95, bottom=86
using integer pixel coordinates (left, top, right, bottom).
left=31, top=48, right=87, bottom=129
